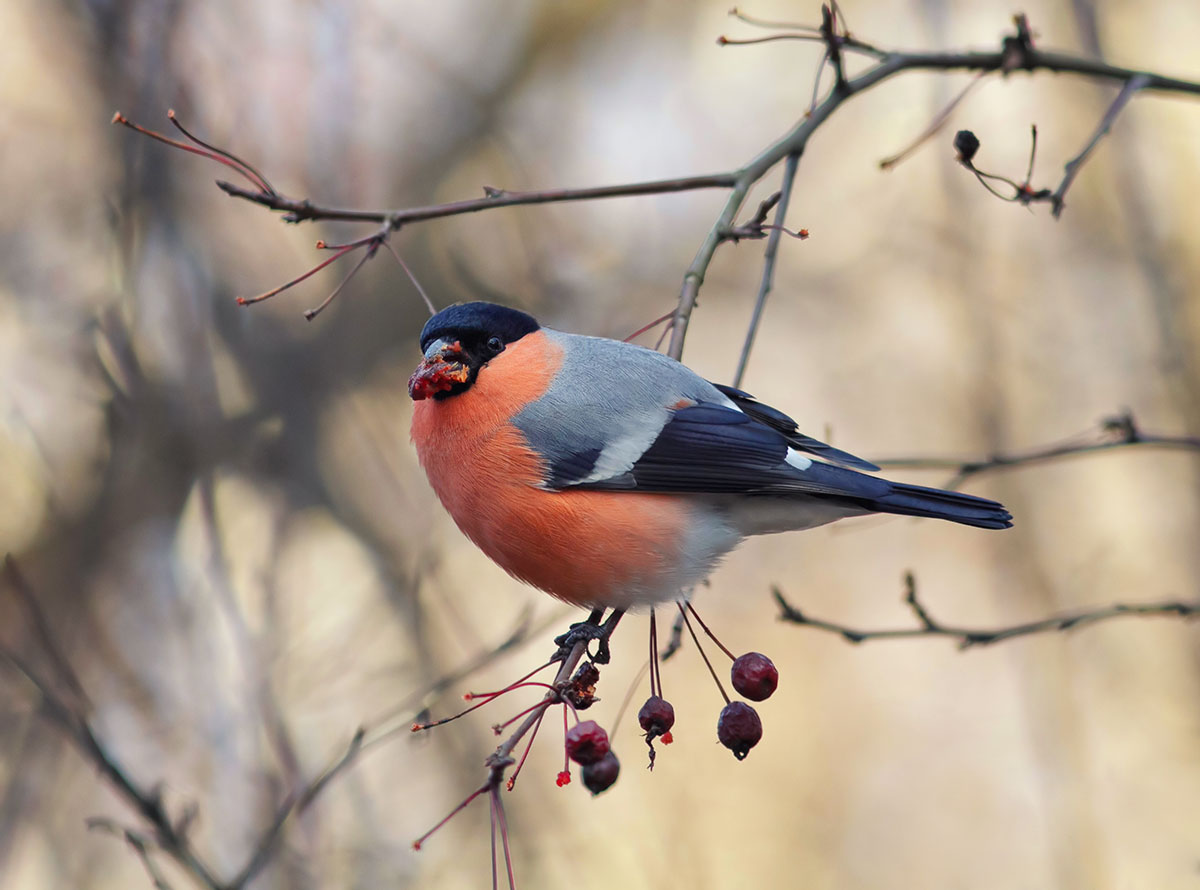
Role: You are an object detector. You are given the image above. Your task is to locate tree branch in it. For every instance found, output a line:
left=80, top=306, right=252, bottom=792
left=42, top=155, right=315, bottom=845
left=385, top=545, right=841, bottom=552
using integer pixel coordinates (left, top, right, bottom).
left=213, top=173, right=739, bottom=226
left=117, top=15, right=1200, bottom=355
left=874, top=410, right=1200, bottom=489
left=774, top=572, right=1200, bottom=648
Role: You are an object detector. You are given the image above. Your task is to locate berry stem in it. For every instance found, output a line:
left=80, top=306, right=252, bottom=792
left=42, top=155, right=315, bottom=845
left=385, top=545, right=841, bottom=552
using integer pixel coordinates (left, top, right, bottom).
left=561, top=705, right=571, bottom=782
left=686, top=601, right=737, bottom=660
left=491, top=787, right=517, bottom=889
left=677, top=601, right=731, bottom=705
left=506, top=708, right=547, bottom=791
left=648, top=609, right=662, bottom=698
left=413, top=783, right=489, bottom=850
left=413, top=679, right=558, bottom=732
left=494, top=699, right=556, bottom=734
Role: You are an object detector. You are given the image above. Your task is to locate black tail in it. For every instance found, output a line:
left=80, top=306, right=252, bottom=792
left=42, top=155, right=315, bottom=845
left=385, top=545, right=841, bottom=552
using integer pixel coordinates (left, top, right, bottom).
left=868, top=482, right=1013, bottom=530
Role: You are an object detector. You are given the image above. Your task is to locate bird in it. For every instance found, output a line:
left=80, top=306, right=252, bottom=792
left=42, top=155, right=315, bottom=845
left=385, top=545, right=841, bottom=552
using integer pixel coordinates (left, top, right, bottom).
left=409, top=301, right=1011, bottom=611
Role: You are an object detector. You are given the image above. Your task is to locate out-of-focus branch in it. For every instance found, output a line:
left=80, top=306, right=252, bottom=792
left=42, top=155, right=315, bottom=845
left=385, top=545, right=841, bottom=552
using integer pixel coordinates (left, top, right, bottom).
left=874, top=410, right=1200, bottom=488
left=2, top=558, right=226, bottom=887
left=1, top=557, right=222, bottom=888
left=225, top=728, right=365, bottom=890
left=774, top=572, right=1200, bottom=648
left=0, top=556, right=573, bottom=890
left=86, top=820, right=178, bottom=890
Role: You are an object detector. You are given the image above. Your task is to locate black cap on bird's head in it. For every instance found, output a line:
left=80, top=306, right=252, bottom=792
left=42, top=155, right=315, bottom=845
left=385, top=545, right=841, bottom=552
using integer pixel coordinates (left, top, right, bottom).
left=409, top=302, right=541, bottom=401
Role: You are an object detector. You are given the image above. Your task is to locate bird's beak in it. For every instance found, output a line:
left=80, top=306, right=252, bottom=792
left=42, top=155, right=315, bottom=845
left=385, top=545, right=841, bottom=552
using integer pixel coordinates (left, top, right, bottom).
left=409, top=338, right=470, bottom=400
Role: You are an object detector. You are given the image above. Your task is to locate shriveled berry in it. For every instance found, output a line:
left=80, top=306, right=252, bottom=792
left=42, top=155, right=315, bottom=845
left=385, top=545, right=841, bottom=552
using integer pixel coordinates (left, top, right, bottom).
left=581, top=751, right=620, bottom=795
left=637, top=695, right=675, bottom=739
left=564, top=720, right=610, bottom=766
left=731, top=652, right=778, bottom=701
left=954, top=129, right=980, bottom=163
left=717, top=701, right=762, bottom=760
left=567, top=662, right=601, bottom=710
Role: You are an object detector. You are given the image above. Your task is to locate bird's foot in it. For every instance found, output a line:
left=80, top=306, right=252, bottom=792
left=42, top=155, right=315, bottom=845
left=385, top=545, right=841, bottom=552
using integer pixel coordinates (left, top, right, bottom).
left=552, top=609, right=624, bottom=664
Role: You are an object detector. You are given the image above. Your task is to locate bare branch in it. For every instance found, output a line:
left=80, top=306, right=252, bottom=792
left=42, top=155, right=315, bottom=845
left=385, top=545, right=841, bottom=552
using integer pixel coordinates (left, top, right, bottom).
left=775, top=573, right=1200, bottom=648
left=874, top=410, right=1200, bottom=488
left=116, top=18, right=1200, bottom=349
left=213, top=173, right=738, bottom=226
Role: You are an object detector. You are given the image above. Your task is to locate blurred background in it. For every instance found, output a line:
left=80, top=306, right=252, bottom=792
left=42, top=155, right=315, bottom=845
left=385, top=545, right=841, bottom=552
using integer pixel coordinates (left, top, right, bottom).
left=2, top=0, right=1199, bottom=887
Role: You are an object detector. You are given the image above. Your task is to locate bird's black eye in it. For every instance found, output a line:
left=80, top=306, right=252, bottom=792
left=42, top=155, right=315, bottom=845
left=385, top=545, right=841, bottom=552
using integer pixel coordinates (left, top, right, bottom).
left=486, top=336, right=504, bottom=354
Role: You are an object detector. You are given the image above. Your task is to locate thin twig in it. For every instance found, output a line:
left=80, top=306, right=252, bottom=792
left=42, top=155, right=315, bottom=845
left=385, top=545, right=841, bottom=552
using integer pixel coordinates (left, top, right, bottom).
left=382, top=241, right=438, bottom=316
left=226, top=728, right=366, bottom=890
left=718, top=32, right=885, bottom=59
left=728, top=8, right=819, bottom=32
left=774, top=573, right=1200, bottom=649
left=880, top=71, right=987, bottom=169
left=732, top=153, right=800, bottom=388
left=86, top=820, right=177, bottom=890
left=659, top=611, right=686, bottom=661
left=1051, top=73, right=1151, bottom=217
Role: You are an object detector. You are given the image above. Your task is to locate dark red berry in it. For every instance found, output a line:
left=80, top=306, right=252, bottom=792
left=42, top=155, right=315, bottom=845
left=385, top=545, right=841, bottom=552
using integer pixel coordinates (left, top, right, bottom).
left=717, top=701, right=762, bottom=760
left=637, top=695, right=675, bottom=739
left=731, top=652, right=778, bottom=701
left=581, top=751, right=620, bottom=795
left=565, top=720, right=610, bottom=766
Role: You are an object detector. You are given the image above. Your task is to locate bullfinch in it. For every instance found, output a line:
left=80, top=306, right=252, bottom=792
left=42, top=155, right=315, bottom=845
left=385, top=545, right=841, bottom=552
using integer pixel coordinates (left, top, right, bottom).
left=409, top=302, right=1011, bottom=611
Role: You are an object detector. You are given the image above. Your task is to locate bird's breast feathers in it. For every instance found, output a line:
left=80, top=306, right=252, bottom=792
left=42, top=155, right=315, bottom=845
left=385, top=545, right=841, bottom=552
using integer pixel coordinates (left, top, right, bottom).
left=409, top=329, right=732, bottom=607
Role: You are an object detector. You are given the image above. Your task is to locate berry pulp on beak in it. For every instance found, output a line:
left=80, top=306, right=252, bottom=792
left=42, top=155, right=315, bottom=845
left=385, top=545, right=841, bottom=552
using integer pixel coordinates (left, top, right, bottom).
left=409, top=339, right=470, bottom=400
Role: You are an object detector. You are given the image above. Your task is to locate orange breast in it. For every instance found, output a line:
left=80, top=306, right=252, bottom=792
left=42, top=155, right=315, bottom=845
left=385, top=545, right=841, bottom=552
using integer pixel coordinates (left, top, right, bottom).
left=410, top=331, right=691, bottom=608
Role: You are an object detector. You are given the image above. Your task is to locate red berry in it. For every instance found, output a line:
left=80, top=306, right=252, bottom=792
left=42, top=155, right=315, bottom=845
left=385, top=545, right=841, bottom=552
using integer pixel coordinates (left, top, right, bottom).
left=581, top=751, right=620, bottom=795
left=637, top=695, right=675, bottom=739
left=717, top=701, right=762, bottom=760
left=731, top=652, right=778, bottom=701
left=564, top=720, right=610, bottom=766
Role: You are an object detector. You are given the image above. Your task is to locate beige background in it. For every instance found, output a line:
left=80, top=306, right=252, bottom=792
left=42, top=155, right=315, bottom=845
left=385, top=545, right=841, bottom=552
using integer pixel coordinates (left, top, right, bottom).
left=2, top=0, right=1199, bottom=888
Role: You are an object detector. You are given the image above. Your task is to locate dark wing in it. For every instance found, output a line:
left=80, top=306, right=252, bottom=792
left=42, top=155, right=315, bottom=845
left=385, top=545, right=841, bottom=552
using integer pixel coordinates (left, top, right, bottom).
left=569, top=402, right=887, bottom=497
left=567, top=402, right=1012, bottom=529
left=711, top=383, right=880, bottom=472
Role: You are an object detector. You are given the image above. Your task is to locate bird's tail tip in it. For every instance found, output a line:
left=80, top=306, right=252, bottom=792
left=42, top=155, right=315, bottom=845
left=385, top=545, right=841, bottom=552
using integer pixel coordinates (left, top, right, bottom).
left=874, top=482, right=1013, bottom=530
